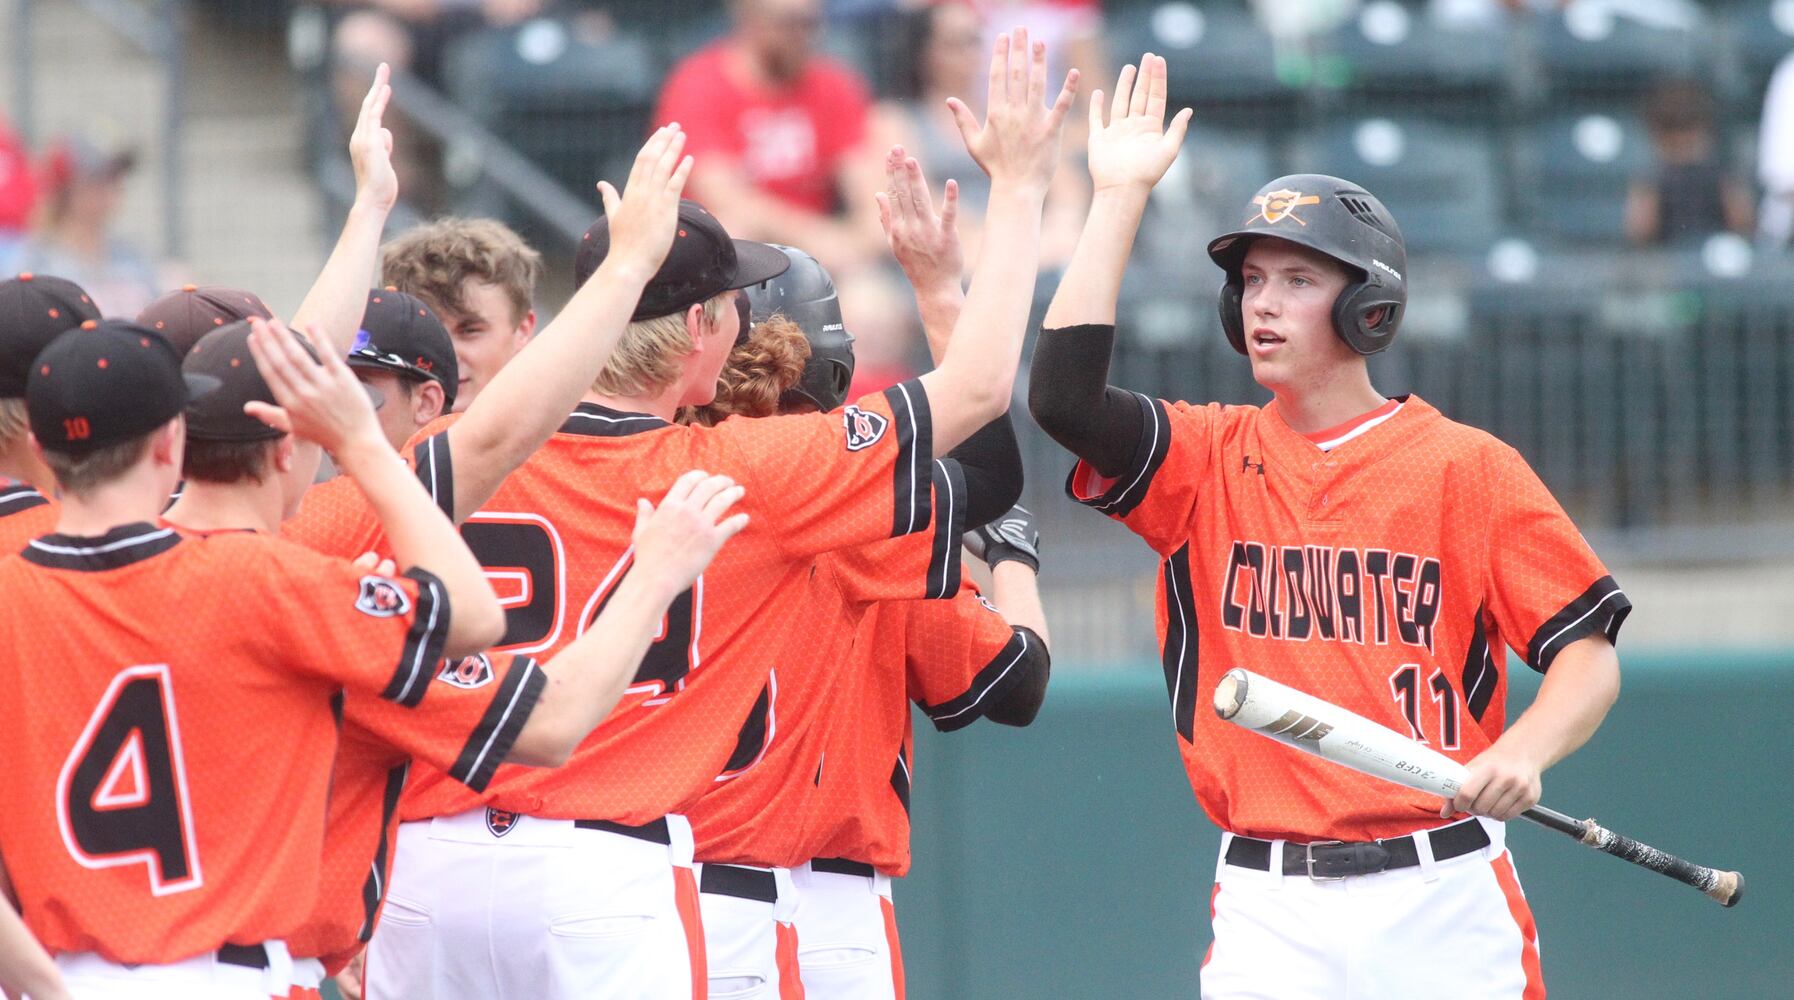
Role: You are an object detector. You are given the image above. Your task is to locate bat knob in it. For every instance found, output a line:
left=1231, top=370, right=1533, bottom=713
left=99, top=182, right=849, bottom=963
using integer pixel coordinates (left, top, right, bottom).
left=1213, top=669, right=1248, bottom=720
left=1711, top=871, right=1745, bottom=908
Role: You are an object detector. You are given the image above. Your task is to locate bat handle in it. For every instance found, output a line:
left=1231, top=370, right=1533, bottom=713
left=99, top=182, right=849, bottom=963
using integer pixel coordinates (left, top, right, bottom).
left=1521, top=807, right=1746, bottom=908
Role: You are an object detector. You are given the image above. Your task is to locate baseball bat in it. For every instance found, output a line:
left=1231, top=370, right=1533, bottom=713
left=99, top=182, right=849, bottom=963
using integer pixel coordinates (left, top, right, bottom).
left=1212, top=668, right=1744, bottom=908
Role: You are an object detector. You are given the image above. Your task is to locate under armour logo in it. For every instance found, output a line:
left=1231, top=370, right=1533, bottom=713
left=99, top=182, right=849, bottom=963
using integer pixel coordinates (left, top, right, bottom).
left=1242, top=456, right=1266, bottom=475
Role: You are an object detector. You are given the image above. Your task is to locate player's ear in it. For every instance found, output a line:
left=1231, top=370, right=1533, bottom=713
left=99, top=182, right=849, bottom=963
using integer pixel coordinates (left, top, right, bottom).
left=151, top=418, right=184, bottom=468
left=514, top=308, right=538, bottom=344
left=271, top=434, right=297, bottom=474
left=415, top=380, right=445, bottom=425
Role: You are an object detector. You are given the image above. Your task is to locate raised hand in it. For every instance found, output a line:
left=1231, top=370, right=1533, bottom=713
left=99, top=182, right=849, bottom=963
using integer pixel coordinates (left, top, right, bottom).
left=242, top=317, right=384, bottom=456
left=946, top=27, right=1079, bottom=196
left=349, top=63, right=399, bottom=214
left=1087, top=53, right=1193, bottom=195
left=595, top=124, right=694, bottom=284
left=876, top=146, right=964, bottom=297
left=631, top=471, right=750, bottom=601
left=964, top=504, right=1042, bottom=572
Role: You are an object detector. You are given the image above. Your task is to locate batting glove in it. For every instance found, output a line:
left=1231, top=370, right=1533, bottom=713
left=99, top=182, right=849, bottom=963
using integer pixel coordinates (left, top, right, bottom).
left=964, top=505, right=1041, bottom=572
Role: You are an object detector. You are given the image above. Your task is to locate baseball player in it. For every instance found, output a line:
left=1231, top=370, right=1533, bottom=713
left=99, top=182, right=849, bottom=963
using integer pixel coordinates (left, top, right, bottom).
left=0, top=272, right=102, bottom=551
left=0, top=317, right=501, bottom=999
left=158, top=320, right=747, bottom=1000
left=136, top=284, right=273, bottom=358
left=373, top=31, right=1076, bottom=998
left=1028, top=55, right=1629, bottom=998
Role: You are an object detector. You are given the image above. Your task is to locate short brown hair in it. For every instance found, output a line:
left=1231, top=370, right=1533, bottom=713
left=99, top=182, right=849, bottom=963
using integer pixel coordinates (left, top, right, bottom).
left=684, top=314, right=812, bottom=426
left=381, top=218, right=542, bottom=327
left=43, top=434, right=156, bottom=496
left=182, top=437, right=277, bottom=485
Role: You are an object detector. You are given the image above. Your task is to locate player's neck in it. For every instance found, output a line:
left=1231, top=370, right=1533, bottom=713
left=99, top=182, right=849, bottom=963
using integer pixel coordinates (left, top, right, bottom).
left=583, top=387, right=681, bottom=423
left=162, top=479, right=283, bottom=535
left=54, top=474, right=175, bottom=537
left=1271, top=370, right=1386, bottom=438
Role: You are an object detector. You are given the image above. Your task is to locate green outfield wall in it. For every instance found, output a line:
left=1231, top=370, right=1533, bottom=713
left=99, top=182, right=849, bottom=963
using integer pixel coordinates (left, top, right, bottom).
left=896, top=652, right=1793, bottom=999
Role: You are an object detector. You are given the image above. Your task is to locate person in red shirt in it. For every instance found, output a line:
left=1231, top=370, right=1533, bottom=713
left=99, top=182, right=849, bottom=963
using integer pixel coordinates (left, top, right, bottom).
left=654, top=0, right=886, bottom=276
left=1029, top=55, right=1626, bottom=999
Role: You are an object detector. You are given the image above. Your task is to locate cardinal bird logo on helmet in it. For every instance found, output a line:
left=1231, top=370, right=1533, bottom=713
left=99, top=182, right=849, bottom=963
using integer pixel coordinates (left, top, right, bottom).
left=1249, top=189, right=1322, bottom=226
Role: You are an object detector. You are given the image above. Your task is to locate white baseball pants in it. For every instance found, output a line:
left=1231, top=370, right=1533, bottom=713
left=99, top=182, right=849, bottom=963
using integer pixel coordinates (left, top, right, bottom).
left=789, top=860, right=904, bottom=1000
left=363, top=808, right=703, bottom=1000
left=695, top=862, right=802, bottom=999
left=54, top=941, right=293, bottom=1000
left=1201, top=818, right=1545, bottom=1000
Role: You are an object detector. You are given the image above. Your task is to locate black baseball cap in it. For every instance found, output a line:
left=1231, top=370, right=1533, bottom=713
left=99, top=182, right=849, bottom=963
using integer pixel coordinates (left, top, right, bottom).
left=27, top=319, right=219, bottom=455
left=136, top=284, right=274, bottom=358
left=0, top=272, right=102, bottom=397
left=574, top=200, right=789, bottom=321
left=183, top=320, right=383, bottom=442
left=349, top=288, right=459, bottom=410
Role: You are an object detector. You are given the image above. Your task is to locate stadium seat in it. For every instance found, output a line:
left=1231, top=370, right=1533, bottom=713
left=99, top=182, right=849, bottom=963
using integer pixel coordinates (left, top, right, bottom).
left=1514, top=111, right=1651, bottom=244
left=1317, top=0, right=1512, bottom=113
left=1286, top=117, right=1503, bottom=256
left=1107, top=3, right=1292, bottom=116
left=443, top=21, right=659, bottom=195
left=1538, top=0, right=1710, bottom=96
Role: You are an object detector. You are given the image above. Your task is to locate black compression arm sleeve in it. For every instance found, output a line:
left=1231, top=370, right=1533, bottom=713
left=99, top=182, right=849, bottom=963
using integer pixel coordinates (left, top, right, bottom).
left=1027, top=324, right=1144, bottom=479
left=944, top=413, right=1024, bottom=528
left=984, top=626, right=1050, bottom=728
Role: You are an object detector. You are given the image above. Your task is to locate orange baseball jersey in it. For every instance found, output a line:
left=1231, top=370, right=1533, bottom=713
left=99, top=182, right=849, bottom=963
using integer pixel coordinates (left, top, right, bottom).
left=688, top=458, right=968, bottom=867
left=401, top=383, right=938, bottom=827
left=0, top=524, right=452, bottom=964
left=284, top=651, right=546, bottom=969
left=806, top=579, right=1028, bottom=876
left=0, top=480, right=57, bottom=552
left=1069, top=393, right=1630, bottom=843
left=281, top=427, right=456, bottom=560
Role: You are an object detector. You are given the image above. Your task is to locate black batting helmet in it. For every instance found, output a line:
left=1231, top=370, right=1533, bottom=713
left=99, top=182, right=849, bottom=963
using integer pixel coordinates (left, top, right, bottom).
left=744, top=244, right=855, bottom=412
left=1207, top=174, right=1407, bottom=356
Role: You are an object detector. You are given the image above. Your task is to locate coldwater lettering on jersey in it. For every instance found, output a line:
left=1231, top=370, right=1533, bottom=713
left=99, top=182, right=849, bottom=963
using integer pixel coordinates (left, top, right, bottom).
left=1220, top=541, right=1443, bottom=653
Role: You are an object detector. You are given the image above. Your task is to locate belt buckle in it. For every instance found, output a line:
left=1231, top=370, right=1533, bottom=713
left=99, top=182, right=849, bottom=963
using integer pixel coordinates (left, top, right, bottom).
left=1303, top=840, right=1346, bottom=881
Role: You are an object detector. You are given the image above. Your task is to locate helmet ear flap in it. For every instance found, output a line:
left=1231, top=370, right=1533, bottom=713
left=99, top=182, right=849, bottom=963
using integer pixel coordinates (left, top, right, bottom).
left=1331, top=280, right=1402, bottom=356
left=1218, top=277, right=1248, bottom=356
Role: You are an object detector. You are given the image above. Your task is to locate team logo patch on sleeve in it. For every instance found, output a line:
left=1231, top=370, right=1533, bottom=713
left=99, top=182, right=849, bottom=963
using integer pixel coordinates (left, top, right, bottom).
left=356, top=576, right=412, bottom=618
left=843, top=405, right=889, bottom=451
left=438, top=653, right=494, bottom=690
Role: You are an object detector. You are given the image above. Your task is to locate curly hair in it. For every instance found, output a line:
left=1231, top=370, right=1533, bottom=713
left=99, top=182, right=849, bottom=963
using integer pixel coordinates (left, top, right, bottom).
left=380, top=218, right=542, bottom=327
left=682, top=315, right=812, bottom=427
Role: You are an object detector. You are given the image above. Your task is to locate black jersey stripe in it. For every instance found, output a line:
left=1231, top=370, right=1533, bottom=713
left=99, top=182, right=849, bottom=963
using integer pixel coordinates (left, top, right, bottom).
left=381, top=569, right=451, bottom=707
left=1460, top=604, right=1497, bottom=723
left=412, top=431, right=456, bottom=521
left=358, top=760, right=411, bottom=941
left=884, top=380, right=934, bottom=539
left=449, top=656, right=547, bottom=791
left=1527, top=575, right=1631, bottom=673
left=1163, top=543, right=1201, bottom=742
left=925, top=459, right=967, bottom=600
left=919, top=627, right=1035, bottom=732
left=1065, top=392, right=1172, bottom=519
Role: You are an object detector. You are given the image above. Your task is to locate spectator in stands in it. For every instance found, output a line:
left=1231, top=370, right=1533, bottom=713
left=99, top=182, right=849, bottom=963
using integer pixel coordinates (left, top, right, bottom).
left=0, top=119, right=36, bottom=251
left=1625, top=78, right=1751, bottom=247
left=328, top=0, right=545, bottom=211
left=1758, top=52, right=1794, bottom=246
left=380, top=216, right=541, bottom=412
left=653, top=0, right=886, bottom=277
left=3, top=137, right=161, bottom=316
left=874, top=1, right=1086, bottom=273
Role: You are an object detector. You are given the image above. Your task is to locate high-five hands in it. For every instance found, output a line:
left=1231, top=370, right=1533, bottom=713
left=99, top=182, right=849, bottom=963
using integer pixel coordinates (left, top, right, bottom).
left=349, top=63, right=399, bottom=215
left=242, top=317, right=384, bottom=456
left=946, top=27, right=1080, bottom=196
left=1088, top=53, right=1194, bottom=195
left=594, top=124, right=695, bottom=285
left=876, top=147, right=964, bottom=297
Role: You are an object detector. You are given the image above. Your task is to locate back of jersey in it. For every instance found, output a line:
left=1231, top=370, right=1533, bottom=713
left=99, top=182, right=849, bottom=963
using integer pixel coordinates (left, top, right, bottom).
left=0, top=526, right=452, bottom=964
left=403, top=387, right=937, bottom=826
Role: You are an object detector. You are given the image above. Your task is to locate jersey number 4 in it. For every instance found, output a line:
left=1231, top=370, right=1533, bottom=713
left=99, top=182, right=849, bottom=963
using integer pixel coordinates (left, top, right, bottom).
left=463, top=514, right=702, bottom=703
left=56, top=665, right=203, bottom=895
left=1389, top=663, right=1460, bottom=750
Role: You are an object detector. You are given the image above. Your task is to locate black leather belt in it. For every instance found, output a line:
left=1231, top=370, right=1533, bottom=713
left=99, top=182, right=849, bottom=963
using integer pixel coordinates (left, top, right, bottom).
left=573, top=817, right=671, bottom=845
left=215, top=943, right=270, bottom=969
left=810, top=857, right=877, bottom=878
left=699, top=863, right=778, bottom=903
left=1225, top=819, right=1490, bottom=880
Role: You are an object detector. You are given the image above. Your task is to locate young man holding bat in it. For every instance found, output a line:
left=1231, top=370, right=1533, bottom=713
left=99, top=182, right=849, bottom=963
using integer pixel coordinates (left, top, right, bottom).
left=1030, top=55, right=1628, bottom=998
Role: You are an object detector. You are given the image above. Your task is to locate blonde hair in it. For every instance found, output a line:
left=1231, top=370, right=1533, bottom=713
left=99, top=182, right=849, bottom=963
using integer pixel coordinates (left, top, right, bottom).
left=381, top=217, right=542, bottom=326
left=594, top=294, right=733, bottom=398
left=684, top=314, right=812, bottom=427
left=0, top=398, right=26, bottom=449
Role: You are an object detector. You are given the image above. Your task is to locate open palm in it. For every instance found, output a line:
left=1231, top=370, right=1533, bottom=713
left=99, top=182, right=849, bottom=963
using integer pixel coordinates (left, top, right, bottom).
left=1088, top=54, right=1193, bottom=194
